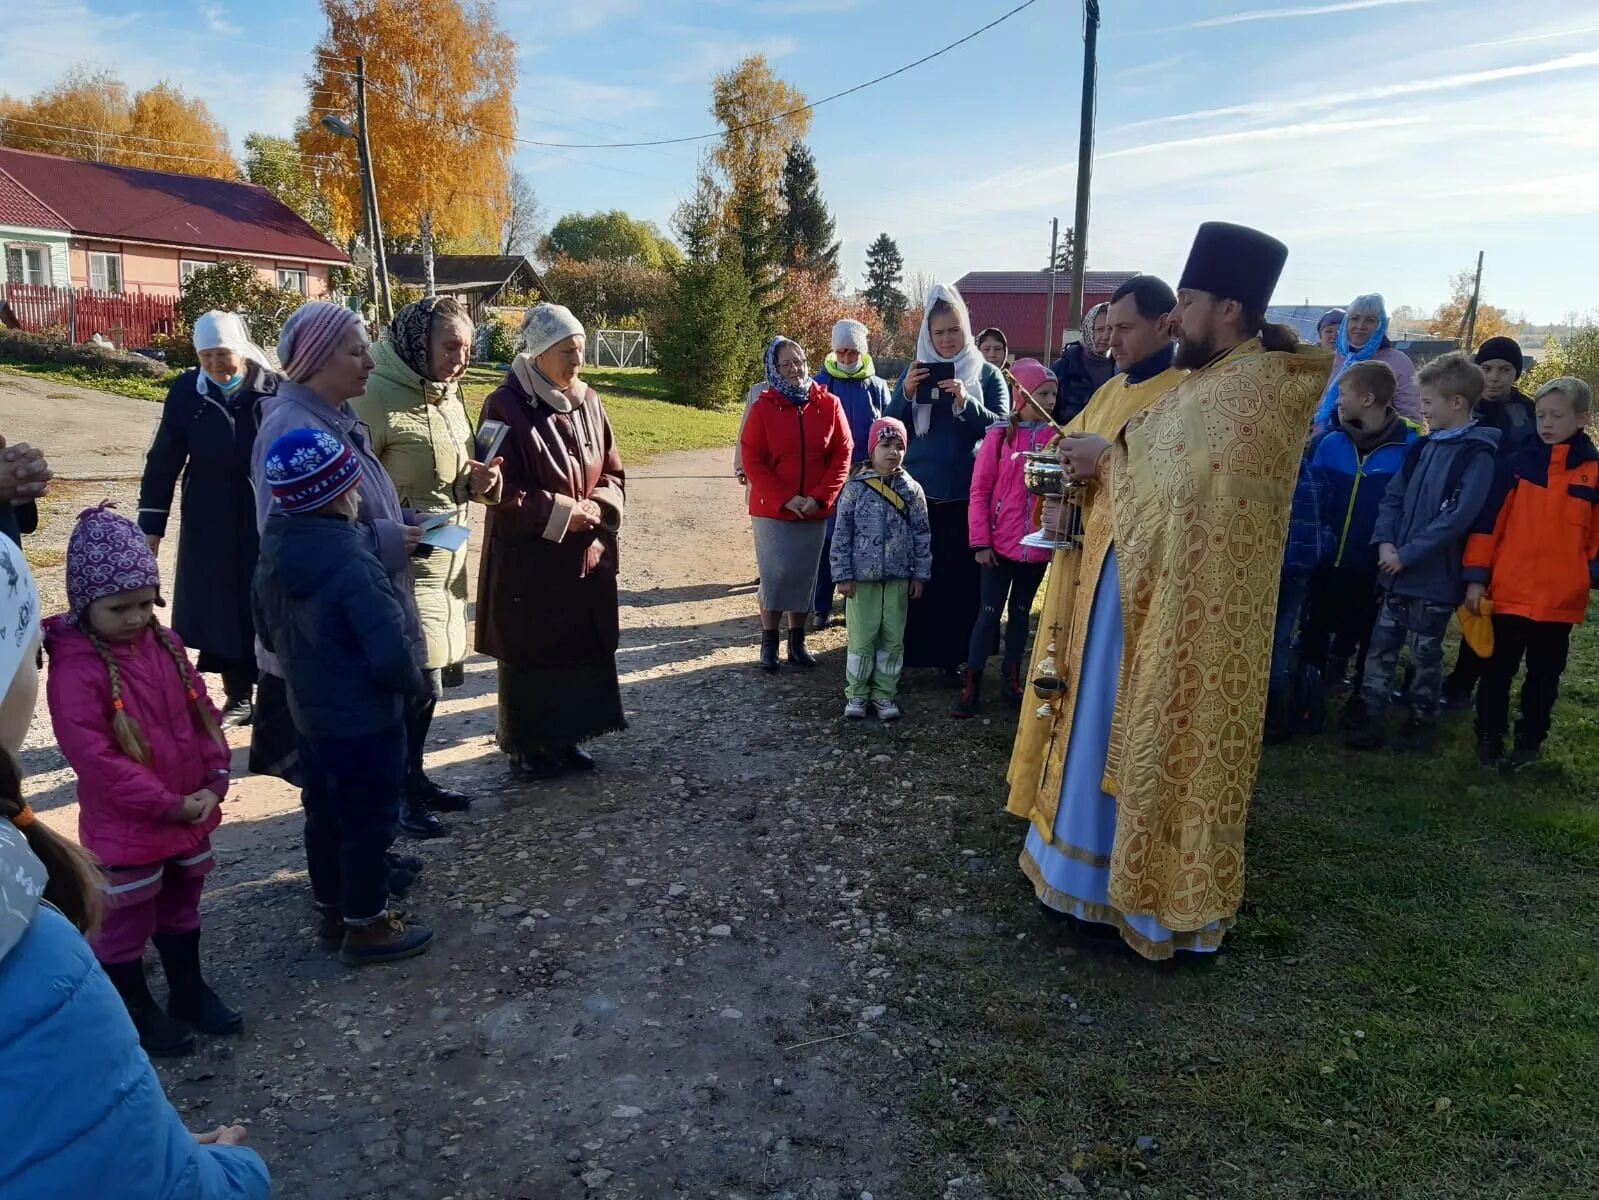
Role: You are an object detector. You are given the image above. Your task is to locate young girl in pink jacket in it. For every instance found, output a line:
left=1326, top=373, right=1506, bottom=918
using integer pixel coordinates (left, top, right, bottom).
left=956, top=358, right=1060, bottom=717
left=44, top=503, right=239, bottom=1058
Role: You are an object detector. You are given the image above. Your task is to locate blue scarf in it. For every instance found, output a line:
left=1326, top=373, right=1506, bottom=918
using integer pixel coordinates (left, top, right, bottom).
left=1315, top=298, right=1389, bottom=424
left=764, top=336, right=812, bottom=405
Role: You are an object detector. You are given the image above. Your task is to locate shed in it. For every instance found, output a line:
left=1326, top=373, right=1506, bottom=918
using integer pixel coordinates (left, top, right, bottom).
left=385, top=255, right=544, bottom=321
left=954, top=270, right=1141, bottom=359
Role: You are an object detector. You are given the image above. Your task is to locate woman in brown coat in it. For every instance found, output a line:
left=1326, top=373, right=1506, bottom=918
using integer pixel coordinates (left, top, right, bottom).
left=476, top=304, right=626, bottom=779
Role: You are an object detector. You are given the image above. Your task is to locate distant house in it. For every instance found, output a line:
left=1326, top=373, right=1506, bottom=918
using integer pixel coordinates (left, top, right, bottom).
left=385, top=255, right=544, bottom=320
left=955, top=270, right=1141, bottom=359
left=0, top=147, right=348, bottom=299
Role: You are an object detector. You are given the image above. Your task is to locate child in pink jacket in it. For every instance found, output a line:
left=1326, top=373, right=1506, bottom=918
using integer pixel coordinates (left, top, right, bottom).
left=956, top=358, right=1059, bottom=717
left=44, top=503, right=238, bottom=1058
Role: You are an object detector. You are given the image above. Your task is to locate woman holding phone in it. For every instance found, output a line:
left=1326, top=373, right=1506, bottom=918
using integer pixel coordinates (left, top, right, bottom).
left=887, top=284, right=1007, bottom=678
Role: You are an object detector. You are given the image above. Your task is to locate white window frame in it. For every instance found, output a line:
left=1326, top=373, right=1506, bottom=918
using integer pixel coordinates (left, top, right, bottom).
left=179, top=259, right=215, bottom=285
left=88, top=250, right=123, bottom=294
left=276, top=267, right=308, bottom=295
left=4, top=243, right=53, bottom=286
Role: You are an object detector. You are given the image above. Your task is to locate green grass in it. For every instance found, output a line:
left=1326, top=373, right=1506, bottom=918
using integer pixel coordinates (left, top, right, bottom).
left=0, top=359, right=175, bottom=403
left=856, top=615, right=1599, bottom=1199
left=458, top=365, right=739, bottom=463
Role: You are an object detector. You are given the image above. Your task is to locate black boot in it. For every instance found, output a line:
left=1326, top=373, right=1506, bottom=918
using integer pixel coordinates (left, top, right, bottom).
left=103, top=959, right=196, bottom=1056
left=399, top=794, right=448, bottom=839
left=154, top=929, right=243, bottom=1035
left=951, top=669, right=982, bottom=718
left=1002, top=662, right=1026, bottom=707
left=218, top=697, right=254, bottom=731
left=407, top=771, right=471, bottom=812
left=787, top=626, right=817, bottom=668
left=759, top=628, right=781, bottom=673
left=1263, top=688, right=1292, bottom=745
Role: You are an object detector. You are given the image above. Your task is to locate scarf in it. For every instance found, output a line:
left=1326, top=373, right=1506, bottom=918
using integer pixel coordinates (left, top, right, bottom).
left=389, top=299, right=437, bottom=380
left=1316, top=295, right=1390, bottom=423
left=1079, top=302, right=1110, bottom=364
left=192, top=310, right=270, bottom=398
left=1342, top=408, right=1402, bottom=454
left=512, top=356, right=583, bottom=413
left=764, top=336, right=813, bottom=405
left=822, top=351, right=875, bottom=382
left=913, top=283, right=987, bottom=436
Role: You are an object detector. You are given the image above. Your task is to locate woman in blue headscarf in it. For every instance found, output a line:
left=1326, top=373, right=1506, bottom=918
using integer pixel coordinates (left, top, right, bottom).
left=1312, top=293, right=1420, bottom=428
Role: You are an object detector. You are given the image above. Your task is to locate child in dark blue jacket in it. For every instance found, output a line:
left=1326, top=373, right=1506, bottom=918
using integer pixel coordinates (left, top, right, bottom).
left=1302, top=360, right=1419, bottom=718
left=252, top=429, right=435, bottom=967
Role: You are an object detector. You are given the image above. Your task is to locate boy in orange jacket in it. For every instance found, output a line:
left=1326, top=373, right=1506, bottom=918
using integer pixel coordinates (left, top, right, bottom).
left=1463, top=377, right=1599, bottom=769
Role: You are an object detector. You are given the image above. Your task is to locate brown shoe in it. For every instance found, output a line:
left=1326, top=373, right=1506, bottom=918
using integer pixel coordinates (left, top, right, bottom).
left=340, top=913, right=435, bottom=966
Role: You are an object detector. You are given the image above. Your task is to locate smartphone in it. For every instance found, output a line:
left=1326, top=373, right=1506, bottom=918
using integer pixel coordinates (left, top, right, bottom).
left=475, top=419, right=509, bottom=464
left=915, top=361, right=956, bottom=404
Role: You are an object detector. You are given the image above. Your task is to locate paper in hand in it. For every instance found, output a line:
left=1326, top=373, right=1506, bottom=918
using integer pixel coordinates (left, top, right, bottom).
left=420, top=522, right=470, bottom=552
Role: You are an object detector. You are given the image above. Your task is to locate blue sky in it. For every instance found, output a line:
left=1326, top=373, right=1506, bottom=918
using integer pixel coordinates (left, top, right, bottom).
left=4, top=0, right=1598, bottom=321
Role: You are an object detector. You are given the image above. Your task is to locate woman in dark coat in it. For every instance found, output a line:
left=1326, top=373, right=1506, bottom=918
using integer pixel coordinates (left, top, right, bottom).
left=138, top=311, right=277, bottom=729
left=477, top=304, right=626, bottom=780
left=1047, top=302, right=1113, bottom=426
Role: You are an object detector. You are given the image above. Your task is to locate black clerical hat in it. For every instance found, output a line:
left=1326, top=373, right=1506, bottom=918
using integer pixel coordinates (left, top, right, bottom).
left=1177, top=222, right=1288, bottom=313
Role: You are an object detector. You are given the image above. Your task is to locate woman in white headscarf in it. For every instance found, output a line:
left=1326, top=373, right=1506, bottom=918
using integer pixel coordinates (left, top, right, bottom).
left=476, top=304, right=627, bottom=780
left=138, top=311, right=279, bottom=729
left=885, top=283, right=1007, bottom=677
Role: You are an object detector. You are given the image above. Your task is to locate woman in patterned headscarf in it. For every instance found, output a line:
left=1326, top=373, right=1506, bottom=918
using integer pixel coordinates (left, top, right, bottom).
left=1048, top=302, right=1113, bottom=425
left=353, top=297, right=503, bottom=828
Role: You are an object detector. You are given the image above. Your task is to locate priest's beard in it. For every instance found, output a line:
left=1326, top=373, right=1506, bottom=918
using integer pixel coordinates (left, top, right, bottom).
left=1173, top=334, right=1218, bottom=369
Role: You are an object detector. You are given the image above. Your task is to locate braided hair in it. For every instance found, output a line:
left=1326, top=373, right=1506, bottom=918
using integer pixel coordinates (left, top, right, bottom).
left=1, top=750, right=102, bottom=935
left=84, top=615, right=225, bottom=766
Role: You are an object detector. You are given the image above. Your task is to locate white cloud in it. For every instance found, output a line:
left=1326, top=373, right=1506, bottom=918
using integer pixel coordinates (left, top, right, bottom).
left=1187, top=0, right=1429, bottom=30
left=200, top=3, right=240, bottom=36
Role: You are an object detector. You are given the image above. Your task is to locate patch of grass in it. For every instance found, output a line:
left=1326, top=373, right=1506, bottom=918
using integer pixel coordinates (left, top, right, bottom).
left=0, top=360, right=175, bottom=403
left=458, top=366, right=739, bottom=464
left=848, top=618, right=1599, bottom=1198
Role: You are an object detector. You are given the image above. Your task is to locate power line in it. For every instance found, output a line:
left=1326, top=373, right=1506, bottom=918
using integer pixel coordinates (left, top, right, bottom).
left=360, top=0, right=1042, bottom=151
left=2, top=116, right=348, bottom=167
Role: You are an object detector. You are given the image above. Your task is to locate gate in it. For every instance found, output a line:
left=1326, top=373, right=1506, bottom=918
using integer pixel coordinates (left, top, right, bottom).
left=589, top=329, right=652, bottom=368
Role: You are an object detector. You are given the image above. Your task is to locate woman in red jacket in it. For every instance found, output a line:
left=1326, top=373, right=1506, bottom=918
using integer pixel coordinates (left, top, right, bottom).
left=739, top=336, right=853, bottom=672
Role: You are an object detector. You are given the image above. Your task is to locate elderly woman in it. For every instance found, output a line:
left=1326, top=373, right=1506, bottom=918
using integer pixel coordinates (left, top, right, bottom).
left=886, top=284, right=1006, bottom=678
left=1312, top=294, right=1420, bottom=428
left=354, top=297, right=502, bottom=817
left=477, top=305, right=626, bottom=780
left=138, top=312, right=278, bottom=730
left=1048, top=302, right=1112, bottom=425
left=252, top=302, right=450, bottom=857
left=1317, top=308, right=1344, bottom=350
left=741, top=337, right=852, bottom=672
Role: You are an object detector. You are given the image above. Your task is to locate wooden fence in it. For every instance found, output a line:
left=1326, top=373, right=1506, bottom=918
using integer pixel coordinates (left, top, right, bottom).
left=1, top=283, right=179, bottom=347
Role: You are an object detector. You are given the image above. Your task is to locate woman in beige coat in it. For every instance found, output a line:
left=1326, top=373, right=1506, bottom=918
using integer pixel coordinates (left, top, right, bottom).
left=354, top=297, right=502, bottom=831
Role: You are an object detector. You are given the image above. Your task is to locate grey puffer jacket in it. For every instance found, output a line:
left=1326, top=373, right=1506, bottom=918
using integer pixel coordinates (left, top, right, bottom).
left=829, top=468, right=933, bottom=584
left=1371, top=421, right=1500, bottom=604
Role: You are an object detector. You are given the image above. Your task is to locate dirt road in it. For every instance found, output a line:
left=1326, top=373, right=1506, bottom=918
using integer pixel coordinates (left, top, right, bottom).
left=8, top=375, right=957, bottom=1199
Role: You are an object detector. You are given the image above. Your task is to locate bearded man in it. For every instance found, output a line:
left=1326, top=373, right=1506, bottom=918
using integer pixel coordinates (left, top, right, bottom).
left=1010, top=223, right=1327, bottom=960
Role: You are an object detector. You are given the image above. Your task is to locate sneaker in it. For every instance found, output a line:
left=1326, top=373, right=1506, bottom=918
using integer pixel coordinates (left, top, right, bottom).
left=340, top=914, right=435, bottom=966
left=873, top=698, right=902, bottom=723
left=843, top=698, right=869, bottom=720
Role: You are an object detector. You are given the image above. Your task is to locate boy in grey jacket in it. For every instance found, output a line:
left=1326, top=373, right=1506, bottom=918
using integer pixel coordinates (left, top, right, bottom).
left=1349, top=353, right=1500, bottom=751
left=830, top=418, right=933, bottom=721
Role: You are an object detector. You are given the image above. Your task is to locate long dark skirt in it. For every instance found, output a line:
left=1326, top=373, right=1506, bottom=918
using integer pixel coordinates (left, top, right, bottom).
left=904, top=498, right=982, bottom=670
left=497, top=658, right=626, bottom=758
left=248, top=672, right=301, bottom=786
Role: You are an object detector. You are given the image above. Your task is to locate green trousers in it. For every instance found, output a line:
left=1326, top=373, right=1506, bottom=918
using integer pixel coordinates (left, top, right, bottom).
left=844, top=579, right=910, bottom=701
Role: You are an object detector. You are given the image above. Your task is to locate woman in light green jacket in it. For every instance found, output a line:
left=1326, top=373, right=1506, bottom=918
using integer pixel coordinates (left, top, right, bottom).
left=354, top=297, right=503, bottom=832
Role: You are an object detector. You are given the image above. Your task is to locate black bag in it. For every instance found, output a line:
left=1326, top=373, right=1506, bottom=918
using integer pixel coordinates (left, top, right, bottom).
left=1288, top=661, right=1326, bottom=736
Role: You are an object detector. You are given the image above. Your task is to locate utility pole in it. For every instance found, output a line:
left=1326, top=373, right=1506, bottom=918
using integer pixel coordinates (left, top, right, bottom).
left=1044, top=217, right=1060, bottom=360
left=1068, top=0, right=1100, bottom=328
left=1460, top=249, right=1484, bottom=350
left=355, top=56, right=393, bottom=322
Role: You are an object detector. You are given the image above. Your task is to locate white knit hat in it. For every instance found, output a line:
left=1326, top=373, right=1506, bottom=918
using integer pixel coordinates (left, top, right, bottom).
left=519, top=304, right=586, bottom=360
left=831, top=319, right=869, bottom=355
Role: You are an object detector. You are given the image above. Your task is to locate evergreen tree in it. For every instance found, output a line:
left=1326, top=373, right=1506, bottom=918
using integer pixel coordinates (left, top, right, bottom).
left=727, top=173, right=786, bottom=343
left=656, top=254, right=761, bottom=411
left=1047, top=227, right=1077, bottom=274
left=778, top=142, right=839, bottom=279
left=863, top=233, right=907, bottom=328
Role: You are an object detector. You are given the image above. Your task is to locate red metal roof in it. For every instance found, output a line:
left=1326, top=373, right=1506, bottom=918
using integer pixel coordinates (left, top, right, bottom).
left=0, top=169, right=68, bottom=231
left=0, top=147, right=348, bottom=264
left=957, top=272, right=1137, bottom=358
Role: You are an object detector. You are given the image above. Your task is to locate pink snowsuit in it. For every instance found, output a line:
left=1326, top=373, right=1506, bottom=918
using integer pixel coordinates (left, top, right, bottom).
left=968, top=422, right=1056, bottom=563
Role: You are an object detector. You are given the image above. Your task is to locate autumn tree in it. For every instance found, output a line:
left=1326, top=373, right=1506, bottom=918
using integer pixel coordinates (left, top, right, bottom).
left=863, top=233, right=907, bottom=329
left=0, top=68, right=236, bottom=179
left=244, top=132, right=334, bottom=237
left=1431, top=267, right=1520, bottom=347
left=710, top=56, right=810, bottom=204
left=778, top=142, right=838, bottom=279
left=540, top=257, right=670, bottom=330
left=782, top=271, right=884, bottom=364
left=297, top=0, right=517, bottom=295
left=543, top=210, right=680, bottom=268
left=497, top=168, right=545, bottom=258
left=1522, top=324, right=1599, bottom=397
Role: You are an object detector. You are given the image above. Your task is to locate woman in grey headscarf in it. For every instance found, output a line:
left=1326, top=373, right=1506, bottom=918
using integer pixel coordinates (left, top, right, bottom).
left=476, top=305, right=627, bottom=780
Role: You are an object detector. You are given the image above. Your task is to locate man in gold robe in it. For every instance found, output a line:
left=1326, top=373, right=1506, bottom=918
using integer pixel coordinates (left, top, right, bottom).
left=1008, top=224, right=1328, bottom=960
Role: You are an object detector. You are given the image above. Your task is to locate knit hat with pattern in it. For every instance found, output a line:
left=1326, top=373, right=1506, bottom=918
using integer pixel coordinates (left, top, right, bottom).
left=277, top=301, right=365, bottom=383
left=867, top=416, right=909, bottom=454
left=264, top=428, right=362, bottom=514
left=65, top=502, right=161, bottom=624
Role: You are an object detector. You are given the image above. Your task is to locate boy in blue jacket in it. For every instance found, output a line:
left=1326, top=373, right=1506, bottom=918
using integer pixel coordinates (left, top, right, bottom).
left=1347, top=354, right=1499, bottom=752
left=252, top=429, right=435, bottom=966
left=1302, top=360, right=1419, bottom=722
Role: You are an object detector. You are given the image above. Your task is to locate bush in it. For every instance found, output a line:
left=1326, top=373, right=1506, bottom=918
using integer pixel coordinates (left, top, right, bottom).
left=177, top=261, right=309, bottom=347
left=479, top=319, right=519, bottom=365
left=0, top=328, right=169, bottom=378
left=146, top=331, right=198, bottom=370
left=655, top=256, right=761, bottom=410
left=542, top=256, right=671, bottom=331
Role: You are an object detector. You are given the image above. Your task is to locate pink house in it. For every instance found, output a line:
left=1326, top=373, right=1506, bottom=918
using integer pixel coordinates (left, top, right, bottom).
left=0, top=146, right=348, bottom=299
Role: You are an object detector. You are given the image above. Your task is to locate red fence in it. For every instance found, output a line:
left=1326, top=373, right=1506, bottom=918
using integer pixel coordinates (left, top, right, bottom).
left=1, top=283, right=179, bottom=347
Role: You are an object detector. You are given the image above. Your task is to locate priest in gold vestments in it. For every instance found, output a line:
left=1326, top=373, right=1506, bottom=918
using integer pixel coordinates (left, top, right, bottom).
left=1008, top=224, right=1328, bottom=960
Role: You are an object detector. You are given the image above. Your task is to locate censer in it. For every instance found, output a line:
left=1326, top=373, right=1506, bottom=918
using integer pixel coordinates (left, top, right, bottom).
left=1006, top=377, right=1087, bottom=553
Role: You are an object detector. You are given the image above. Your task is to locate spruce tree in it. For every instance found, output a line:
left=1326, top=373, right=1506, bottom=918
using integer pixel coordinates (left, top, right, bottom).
left=1047, top=227, right=1077, bottom=274
left=778, top=142, right=840, bottom=280
left=863, top=233, right=907, bottom=328
left=655, top=255, right=760, bottom=411
left=727, top=172, right=787, bottom=343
